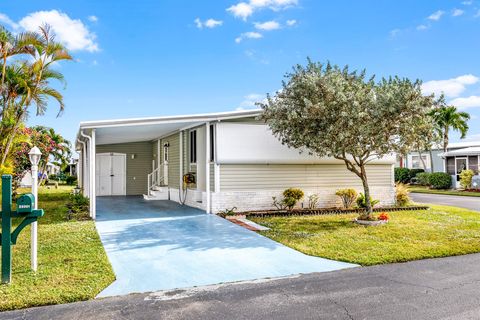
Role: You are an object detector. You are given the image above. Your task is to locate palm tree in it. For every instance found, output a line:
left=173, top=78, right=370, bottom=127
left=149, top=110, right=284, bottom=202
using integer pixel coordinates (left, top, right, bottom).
left=0, top=24, right=72, bottom=167
left=430, top=96, right=470, bottom=152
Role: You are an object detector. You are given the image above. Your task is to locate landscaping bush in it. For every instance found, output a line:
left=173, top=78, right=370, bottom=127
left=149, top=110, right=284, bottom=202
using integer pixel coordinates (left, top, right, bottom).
left=394, top=167, right=411, bottom=184
left=460, top=169, right=475, bottom=189
left=307, top=194, right=320, bottom=209
left=395, top=183, right=410, bottom=207
left=416, top=172, right=431, bottom=186
left=65, top=175, right=77, bottom=186
left=66, top=194, right=90, bottom=220
left=409, top=169, right=425, bottom=180
left=429, top=172, right=452, bottom=189
left=356, top=193, right=380, bottom=209
left=335, top=188, right=358, bottom=209
left=272, top=188, right=305, bottom=210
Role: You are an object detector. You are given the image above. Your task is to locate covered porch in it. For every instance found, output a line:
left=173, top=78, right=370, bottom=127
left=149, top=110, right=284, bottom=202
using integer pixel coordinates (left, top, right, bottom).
left=442, top=147, right=480, bottom=189
left=75, top=110, right=261, bottom=219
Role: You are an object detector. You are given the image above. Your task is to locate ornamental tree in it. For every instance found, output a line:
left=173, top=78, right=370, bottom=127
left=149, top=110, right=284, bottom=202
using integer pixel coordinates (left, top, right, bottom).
left=259, top=61, right=434, bottom=218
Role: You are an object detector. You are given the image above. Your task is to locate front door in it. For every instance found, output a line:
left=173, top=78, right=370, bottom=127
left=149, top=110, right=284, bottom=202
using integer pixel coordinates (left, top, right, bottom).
left=455, top=157, right=467, bottom=188
left=163, top=145, right=169, bottom=185
left=96, top=153, right=126, bottom=196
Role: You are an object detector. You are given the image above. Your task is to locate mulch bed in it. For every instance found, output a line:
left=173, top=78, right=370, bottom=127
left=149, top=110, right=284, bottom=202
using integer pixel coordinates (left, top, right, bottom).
left=242, top=206, right=429, bottom=218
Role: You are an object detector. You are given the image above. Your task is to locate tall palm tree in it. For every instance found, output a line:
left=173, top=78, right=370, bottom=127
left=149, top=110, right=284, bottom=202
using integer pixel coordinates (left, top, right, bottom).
left=430, top=96, right=470, bottom=152
left=0, top=24, right=72, bottom=167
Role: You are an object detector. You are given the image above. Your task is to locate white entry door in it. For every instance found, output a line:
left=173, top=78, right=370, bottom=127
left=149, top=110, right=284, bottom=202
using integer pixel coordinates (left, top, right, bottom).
left=96, top=153, right=126, bottom=196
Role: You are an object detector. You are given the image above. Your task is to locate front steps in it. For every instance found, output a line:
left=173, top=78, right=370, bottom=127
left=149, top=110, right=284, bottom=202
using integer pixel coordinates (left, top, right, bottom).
left=143, top=186, right=169, bottom=201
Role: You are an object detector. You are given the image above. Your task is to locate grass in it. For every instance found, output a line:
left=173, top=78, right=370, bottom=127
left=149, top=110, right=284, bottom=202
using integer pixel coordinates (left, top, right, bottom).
left=251, top=205, right=480, bottom=266
left=0, top=185, right=115, bottom=311
left=409, top=185, right=480, bottom=197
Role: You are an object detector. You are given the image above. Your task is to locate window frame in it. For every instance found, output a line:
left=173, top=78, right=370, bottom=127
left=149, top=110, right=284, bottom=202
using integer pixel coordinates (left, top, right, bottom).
left=209, top=124, right=215, bottom=162
left=189, top=130, right=197, bottom=164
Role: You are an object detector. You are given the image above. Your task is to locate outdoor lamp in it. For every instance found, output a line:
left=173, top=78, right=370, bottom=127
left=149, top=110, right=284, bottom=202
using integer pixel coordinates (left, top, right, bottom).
left=28, top=146, right=42, bottom=272
left=28, top=146, right=42, bottom=167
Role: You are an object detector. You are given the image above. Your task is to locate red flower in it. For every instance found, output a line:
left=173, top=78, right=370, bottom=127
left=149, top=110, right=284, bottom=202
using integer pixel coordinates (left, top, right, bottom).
left=378, top=212, right=389, bottom=221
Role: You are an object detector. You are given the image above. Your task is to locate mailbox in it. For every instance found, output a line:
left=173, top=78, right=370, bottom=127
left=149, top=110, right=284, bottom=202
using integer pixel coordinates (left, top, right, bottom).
left=17, top=193, right=35, bottom=214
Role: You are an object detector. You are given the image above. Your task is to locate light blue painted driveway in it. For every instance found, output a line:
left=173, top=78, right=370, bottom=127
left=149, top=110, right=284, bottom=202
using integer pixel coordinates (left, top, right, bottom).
left=95, top=197, right=357, bottom=297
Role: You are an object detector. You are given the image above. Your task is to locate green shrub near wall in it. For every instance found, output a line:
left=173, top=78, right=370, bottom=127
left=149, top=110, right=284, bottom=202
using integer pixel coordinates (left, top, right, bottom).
left=429, top=172, right=452, bottom=189
left=394, top=168, right=411, bottom=183
left=416, top=172, right=431, bottom=186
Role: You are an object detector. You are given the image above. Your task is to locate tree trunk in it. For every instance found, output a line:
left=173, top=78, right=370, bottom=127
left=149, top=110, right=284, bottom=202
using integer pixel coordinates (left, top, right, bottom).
left=429, top=149, right=434, bottom=173
left=360, top=165, right=373, bottom=219
left=417, top=150, right=427, bottom=171
left=443, top=128, right=449, bottom=153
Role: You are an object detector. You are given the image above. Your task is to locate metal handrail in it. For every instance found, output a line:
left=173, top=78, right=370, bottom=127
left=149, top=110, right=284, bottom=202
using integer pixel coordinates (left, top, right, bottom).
left=147, top=167, right=163, bottom=195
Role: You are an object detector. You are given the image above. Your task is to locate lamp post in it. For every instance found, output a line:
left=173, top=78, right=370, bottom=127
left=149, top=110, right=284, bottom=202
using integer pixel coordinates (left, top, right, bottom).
left=28, top=146, right=41, bottom=272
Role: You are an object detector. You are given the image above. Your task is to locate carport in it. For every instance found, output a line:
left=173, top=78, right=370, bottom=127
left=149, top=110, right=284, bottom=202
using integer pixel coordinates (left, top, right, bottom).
left=95, top=197, right=357, bottom=297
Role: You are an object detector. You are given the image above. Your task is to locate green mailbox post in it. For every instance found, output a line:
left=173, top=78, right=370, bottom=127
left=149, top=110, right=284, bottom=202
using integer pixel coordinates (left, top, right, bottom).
left=1, top=175, right=44, bottom=284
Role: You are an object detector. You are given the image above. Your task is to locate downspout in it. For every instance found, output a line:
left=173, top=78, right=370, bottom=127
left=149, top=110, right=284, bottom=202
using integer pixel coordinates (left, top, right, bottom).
left=179, top=130, right=183, bottom=199
left=79, top=130, right=95, bottom=219
left=77, top=139, right=85, bottom=190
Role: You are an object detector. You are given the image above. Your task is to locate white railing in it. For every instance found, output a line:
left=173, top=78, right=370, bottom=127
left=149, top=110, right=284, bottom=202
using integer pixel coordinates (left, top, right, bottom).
left=147, top=167, right=163, bottom=195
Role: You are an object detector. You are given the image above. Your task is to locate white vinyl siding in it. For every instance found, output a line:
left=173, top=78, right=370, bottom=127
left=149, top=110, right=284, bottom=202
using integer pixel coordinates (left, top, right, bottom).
left=219, top=164, right=393, bottom=191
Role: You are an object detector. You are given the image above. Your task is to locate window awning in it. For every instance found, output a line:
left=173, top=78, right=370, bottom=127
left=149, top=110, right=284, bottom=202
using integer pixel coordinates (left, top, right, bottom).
left=441, top=147, right=480, bottom=157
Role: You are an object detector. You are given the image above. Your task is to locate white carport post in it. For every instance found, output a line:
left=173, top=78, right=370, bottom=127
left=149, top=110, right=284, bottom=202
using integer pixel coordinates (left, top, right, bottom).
left=205, top=122, right=211, bottom=214
left=80, top=129, right=96, bottom=219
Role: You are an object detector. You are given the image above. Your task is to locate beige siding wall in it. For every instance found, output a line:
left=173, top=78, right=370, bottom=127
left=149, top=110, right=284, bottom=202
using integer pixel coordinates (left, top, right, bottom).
left=219, top=164, right=392, bottom=190
left=163, top=133, right=180, bottom=188
left=210, top=163, right=215, bottom=192
left=152, top=140, right=158, bottom=169
left=96, top=141, right=153, bottom=195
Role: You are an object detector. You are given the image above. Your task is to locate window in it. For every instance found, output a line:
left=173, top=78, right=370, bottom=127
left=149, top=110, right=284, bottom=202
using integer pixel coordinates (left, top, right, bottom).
left=190, top=130, right=197, bottom=163
left=209, top=124, right=215, bottom=162
left=411, top=155, right=429, bottom=170
left=468, top=156, right=478, bottom=174
left=446, top=157, right=455, bottom=175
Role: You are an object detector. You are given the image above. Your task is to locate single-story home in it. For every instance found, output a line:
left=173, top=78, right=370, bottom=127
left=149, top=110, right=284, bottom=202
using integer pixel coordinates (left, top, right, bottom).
left=441, top=147, right=480, bottom=189
left=75, top=109, right=396, bottom=218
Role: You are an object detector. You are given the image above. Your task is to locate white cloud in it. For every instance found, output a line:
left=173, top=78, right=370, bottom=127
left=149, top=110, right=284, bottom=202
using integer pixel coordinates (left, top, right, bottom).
left=389, top=28, right=401, bottom=37
left=254, top=20, right=280, bottom=30
left=450, top=95, right=480, bottom=109
left=237, top=93, right=265, bottom=110
left=227, top=0, right=298, bottom=20
left=428, top=10, right=445, bottom=21
left=227, top=2, right=254, bottom=20
left=417, top=24, right=429, bottom=31
left=235, top=31, right=263, bottom=43
left=421, top=74, right=479, bottom=98
left=462, top=0, right=473, bottom=5
left=88, top=15, right=98, bottom=22
left=194, top=18, right=223, bottom=29
left=0, top=13, right=19, bottom=30
left=286, top=19, right=297, bottom=26
left=19, top=10, right=99, bottom=52
left=452, top=9, right=464, bottom=17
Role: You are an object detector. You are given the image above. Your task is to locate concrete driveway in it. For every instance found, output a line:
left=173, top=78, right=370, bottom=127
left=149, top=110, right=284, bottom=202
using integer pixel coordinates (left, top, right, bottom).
left=411, top=193, right=480, bottom=211
left=95, top=197, right=356, bottom=297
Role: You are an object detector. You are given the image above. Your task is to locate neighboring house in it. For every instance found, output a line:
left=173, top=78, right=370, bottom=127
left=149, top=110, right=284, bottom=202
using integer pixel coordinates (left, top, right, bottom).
left=75, top=110, right=396, bottom=218
left=20, top=162, right=60, bottom=187
left=397, top=141, right=480, bottom=174
left=441, top=147, right=480, bottom=189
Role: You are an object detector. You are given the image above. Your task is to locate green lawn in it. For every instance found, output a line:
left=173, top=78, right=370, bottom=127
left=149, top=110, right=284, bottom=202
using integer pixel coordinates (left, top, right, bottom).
left=0, top=185, right=114, bottom=311
left=251, top=205, right=480, bottom=266
left=409, top=185, right=480, bottom=197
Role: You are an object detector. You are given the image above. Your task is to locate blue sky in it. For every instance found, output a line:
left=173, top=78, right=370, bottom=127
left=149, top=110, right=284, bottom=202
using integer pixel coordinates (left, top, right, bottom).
left=2, top=0, right=480, bottom=148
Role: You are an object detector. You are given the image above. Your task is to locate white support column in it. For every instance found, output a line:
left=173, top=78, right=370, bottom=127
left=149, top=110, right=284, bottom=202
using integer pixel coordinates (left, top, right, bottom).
left=31, top=163, right=38, bottom=271
left=91, top=129, right=96, bottom=220
left=83, top=140, right=89, bottom=196
left=205, top=122, right=211, bottom=214
left=179, top=131, right=183, bottom=191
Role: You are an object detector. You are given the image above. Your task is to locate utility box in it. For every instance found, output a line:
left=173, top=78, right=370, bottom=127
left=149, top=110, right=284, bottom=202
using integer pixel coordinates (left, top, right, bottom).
left=17, top=194, right=35, bottom=214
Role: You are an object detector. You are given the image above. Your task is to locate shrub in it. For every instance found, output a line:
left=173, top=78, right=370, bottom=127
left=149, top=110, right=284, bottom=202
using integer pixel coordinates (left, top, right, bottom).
left=395, top=183, right=410, bottom=207
left=335, top=189, right=358, bottom=209
left=416, top=172, right=431, bottom=186
left=272, top=188, right=305, bottom=210
left=394, top=168, right=411, bottom=184
left=307, top=194, right=320, bottom=209
left=429, top=172, right=452, bottom=189
left=65, top=175, right=77, bottom=186
left=460, top=169, right=475, bottom=189
left=66, top=194, right=90, bottom=220
left=409, top=169, right=425, bottom=180
left=283, top=188, right=304, bottom=201
left=356, top=193, right=380, bottom=209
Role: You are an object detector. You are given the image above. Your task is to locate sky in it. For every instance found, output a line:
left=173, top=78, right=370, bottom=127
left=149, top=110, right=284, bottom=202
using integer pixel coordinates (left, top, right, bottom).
left=1, top=0, right=480, bottom=151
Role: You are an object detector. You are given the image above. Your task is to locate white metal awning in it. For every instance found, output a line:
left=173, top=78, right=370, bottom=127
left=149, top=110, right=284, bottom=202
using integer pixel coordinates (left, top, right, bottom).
left=440, top=147, right=480, bottom=157
left=76, top=109, right=262, bottom=147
